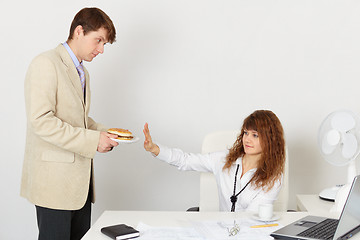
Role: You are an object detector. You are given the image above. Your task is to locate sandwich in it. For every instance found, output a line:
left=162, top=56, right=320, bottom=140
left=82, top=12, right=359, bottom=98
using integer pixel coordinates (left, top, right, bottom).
left=107, top=128, right=134, bottom=140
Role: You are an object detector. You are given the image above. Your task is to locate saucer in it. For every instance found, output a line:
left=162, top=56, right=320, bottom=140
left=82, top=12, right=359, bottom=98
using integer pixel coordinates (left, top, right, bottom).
left=252, top=213, right=280, bottom=222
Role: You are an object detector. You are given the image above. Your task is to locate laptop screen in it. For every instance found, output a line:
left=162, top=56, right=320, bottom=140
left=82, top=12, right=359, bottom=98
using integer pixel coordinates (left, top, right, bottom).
left=333, top=175, right=360, bottom=239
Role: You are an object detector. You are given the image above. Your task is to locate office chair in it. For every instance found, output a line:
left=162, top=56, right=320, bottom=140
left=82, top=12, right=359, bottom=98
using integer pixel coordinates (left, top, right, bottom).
left=187, top=131, right=289, bottom=212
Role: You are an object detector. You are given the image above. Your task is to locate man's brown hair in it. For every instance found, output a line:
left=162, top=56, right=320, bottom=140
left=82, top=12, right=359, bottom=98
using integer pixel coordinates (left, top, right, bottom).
left=68, top=7, right=116, bottom=43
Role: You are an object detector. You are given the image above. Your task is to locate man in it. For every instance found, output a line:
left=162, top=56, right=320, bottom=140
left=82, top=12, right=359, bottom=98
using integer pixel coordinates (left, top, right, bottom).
left=21, top=8, right=119, bottom=240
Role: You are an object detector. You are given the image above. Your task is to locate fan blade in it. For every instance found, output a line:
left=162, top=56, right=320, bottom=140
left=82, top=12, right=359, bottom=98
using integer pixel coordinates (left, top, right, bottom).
left=331, top=112, right=355, bottom=132
left=322, top=134, right=336, bottom=155
left=342, top=133, right=358, bottom=159
left=326, top=129, right=340, bottom=146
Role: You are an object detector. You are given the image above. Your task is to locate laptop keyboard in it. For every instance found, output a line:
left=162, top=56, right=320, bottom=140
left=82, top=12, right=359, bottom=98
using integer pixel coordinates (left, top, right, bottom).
left=297, top=218, right=339, bottom=240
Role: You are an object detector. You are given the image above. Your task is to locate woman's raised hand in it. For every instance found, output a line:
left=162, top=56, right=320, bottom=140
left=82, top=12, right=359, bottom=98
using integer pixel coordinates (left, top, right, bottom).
left=143, top=123, right=160, bottom=156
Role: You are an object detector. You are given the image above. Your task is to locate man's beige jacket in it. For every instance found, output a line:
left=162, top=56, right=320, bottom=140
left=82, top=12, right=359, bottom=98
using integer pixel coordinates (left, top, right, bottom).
left=21, top=44, right=107, bottom=210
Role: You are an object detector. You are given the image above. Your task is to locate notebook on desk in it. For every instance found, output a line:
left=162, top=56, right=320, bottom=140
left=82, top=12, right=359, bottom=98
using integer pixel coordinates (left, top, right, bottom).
left=271, top=175, right=360, bottom=240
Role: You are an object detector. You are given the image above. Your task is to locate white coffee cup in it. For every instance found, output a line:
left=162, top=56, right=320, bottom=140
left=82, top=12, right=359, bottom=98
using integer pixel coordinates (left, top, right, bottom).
left=258, top=203, right=273, bottom=220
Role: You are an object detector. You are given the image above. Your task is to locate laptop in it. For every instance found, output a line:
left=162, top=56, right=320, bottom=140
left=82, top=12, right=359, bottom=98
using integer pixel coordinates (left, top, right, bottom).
left=271, top=175, right=360, bottom=240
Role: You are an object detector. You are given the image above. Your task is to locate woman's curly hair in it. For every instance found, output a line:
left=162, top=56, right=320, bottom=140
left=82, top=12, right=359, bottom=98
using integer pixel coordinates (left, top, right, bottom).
left=223, top=110, right=285, bottom=191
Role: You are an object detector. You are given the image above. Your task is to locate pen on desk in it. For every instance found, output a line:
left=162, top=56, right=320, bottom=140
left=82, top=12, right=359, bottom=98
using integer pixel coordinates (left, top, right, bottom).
left=250, top=223, right=279, bottom=228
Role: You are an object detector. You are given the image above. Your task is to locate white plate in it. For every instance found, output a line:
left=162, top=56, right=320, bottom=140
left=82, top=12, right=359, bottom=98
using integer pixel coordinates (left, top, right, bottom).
left=111, top=136, right=139, bottom=143
left=251, top=213, right=280, bottom=222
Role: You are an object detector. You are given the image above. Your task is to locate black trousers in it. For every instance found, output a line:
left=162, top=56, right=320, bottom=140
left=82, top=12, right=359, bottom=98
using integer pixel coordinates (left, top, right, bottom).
left=35, top=194, right=91, bottom=240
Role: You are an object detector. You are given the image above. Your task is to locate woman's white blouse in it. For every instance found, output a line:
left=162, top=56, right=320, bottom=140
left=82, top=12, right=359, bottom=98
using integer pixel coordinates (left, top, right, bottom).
left=155, top=144, right=282, bottom=212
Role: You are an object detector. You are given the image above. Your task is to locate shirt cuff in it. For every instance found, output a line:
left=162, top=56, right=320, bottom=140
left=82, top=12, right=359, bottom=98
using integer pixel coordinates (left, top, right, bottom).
left=154, top=143, right=171, bottom=163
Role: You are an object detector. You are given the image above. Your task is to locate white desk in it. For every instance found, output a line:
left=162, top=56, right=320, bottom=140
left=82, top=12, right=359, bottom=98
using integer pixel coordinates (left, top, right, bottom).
left=83, top=210, right=360, bottom=239
left=81, top=210, right=344, bottom=240
left=296, top=194, right=340, bottom=218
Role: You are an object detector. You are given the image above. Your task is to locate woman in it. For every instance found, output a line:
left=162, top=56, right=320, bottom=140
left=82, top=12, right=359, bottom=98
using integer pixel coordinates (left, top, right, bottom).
left=143, top=110, right=286, bottom=212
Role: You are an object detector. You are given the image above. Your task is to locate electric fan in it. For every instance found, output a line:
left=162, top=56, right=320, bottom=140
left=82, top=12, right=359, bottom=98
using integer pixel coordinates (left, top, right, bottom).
left=318, top=110, right=359, bottom=210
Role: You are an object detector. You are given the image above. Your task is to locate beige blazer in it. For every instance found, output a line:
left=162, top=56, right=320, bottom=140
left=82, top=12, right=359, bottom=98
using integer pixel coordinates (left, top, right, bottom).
left=21, top=44, right=107, bottom=210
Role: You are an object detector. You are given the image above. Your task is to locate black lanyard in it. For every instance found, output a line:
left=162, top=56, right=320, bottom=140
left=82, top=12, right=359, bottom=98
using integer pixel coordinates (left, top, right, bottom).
left=230, top=164, right=251, bottom=212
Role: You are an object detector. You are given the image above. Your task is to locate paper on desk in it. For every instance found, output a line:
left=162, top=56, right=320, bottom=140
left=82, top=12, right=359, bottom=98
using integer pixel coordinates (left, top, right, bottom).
left=191, top=218, right=283, bottom=240
left=136, top=218, right=282, bottom=240
left=136, top=222, right=206, bottom=240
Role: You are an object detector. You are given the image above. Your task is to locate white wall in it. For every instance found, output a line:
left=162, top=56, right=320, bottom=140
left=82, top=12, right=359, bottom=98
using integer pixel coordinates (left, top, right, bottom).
left=1, top=0, right=360, bottom=239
